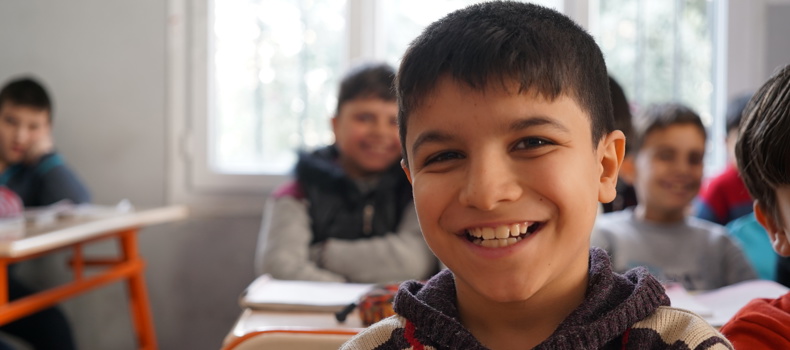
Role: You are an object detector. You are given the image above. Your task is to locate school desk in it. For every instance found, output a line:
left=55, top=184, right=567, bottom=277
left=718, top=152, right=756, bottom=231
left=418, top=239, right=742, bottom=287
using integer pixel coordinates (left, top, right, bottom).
left=221, top=308, right=364, bottom=350
left=0, top=205, right=188, bottom=350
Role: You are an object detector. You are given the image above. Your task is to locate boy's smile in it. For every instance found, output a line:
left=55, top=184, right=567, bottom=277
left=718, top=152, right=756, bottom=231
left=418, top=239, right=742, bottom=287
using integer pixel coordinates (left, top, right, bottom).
left=402, top=76, right=623, bottom=305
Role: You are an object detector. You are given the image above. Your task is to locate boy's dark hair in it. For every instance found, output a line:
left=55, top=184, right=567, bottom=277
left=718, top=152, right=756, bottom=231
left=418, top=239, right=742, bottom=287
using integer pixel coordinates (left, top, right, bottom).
left=725, top=93, right=753, bottom=133
left=610, top=76, right=634, bottom=154
left=396, top=1, right=613, bottom=160
left=336, top=63, right=396, bottom=115
left=736, top=64, right=790, bottom=226
left=0, top=77, right=53, bottom=121
left=632, top=103, right=706, bottom=152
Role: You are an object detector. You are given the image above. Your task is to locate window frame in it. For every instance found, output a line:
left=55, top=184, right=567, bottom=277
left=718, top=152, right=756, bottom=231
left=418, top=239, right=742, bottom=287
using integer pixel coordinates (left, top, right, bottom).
left=167, top=0, right=728, bottom=215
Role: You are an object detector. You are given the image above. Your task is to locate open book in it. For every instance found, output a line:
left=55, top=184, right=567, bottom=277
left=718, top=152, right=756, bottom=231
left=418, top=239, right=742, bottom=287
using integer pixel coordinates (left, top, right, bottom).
left=239, top=274, right=375, bottom=313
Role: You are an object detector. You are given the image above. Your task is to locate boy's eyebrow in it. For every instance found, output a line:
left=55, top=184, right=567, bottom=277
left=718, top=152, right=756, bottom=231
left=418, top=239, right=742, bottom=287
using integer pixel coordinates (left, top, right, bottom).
left=411, top=131, right=454, bottom=156
left=410, top=116, right=570, bottom=156
left=509, top=116, right=570, bottom=134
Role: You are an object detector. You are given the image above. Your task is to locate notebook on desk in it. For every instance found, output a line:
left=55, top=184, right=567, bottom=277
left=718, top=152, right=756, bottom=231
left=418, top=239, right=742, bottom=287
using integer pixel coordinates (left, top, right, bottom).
left=694, top=279, right=789, bottom=327
left=666, top=279, right=789, bottom=327
left=240, top=274, right=375, bottom=313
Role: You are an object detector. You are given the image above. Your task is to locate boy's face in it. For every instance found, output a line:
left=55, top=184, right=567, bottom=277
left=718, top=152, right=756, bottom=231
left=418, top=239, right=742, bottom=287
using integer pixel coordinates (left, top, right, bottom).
left=0, top=102, right=51, bottom=164
left=633, top=124, right=705, bottom=222
left=332, top=97, right=400, bottom=178
left=402, top=77, right=623, bottom=304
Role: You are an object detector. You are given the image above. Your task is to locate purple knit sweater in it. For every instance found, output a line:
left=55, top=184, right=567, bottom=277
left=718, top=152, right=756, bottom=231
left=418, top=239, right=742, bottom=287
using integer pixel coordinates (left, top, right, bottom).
left=342, top=248, right=732, bottom=349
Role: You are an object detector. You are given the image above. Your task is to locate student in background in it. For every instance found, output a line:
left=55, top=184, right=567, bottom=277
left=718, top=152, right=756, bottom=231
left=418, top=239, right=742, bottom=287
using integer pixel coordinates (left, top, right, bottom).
left=255, top=63, right=438, bottom=284
left=601, top=76, right=637, bottom=213
left=343, top=3, right=730, bottom=349
left=592, top=103, right=756, bottom=291
left=0, top=77, right=90, bottom=206
left=719, top=64, right=790, bottom=349
left=694, top=93, right=754, bottom=225
left=0, top=77, right=89, bottom=350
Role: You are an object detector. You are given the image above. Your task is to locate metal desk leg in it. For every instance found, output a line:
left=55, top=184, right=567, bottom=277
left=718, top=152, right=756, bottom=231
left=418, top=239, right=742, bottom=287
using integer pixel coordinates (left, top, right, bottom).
left=120, top=229, right=158, bottom=350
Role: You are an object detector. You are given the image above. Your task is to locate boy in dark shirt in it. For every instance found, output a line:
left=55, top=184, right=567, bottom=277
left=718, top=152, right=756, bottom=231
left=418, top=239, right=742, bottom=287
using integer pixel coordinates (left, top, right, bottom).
left=0, top=76, right=91, bottom=350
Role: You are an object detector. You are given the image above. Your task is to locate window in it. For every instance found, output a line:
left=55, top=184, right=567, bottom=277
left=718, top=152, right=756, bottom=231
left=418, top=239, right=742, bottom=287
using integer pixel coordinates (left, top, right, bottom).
left=173, top=0, right=724, bottom=206
left=189, top=0, right=562, bottom=193
left=590, top=0, right=727, bottom=174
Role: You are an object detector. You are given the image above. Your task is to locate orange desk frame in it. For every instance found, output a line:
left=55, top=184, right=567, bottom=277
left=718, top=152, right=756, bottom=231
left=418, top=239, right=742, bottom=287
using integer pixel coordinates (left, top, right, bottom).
left=0, top=228, right=157, bottom=350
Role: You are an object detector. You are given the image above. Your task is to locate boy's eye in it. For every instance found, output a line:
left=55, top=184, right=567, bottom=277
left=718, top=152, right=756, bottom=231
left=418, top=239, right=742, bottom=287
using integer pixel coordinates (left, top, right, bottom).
left=354, top=113, right=374, bottom=122
left=1, top=115, right=18, bottom=127
left=689, top=152, right=704, bottom=166
left=513, top=137, right=551, bottom=150
left=423, top=151, right=464, bottom=166
left=656, top=150, right=674, bottom=162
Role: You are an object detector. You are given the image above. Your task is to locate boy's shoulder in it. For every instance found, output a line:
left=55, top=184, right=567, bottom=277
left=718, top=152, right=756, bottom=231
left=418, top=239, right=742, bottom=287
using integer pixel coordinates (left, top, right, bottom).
left=272, top=180, right=305, bottom=199
left=685, top=216, right=729, bottom=236
left=629, top=305, right=733, bottom=349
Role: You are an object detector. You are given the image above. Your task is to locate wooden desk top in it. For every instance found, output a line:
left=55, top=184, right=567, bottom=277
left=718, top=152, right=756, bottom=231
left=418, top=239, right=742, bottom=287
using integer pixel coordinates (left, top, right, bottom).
left=0, top=205, right=188, bottom=258
left=223, top=308, right=364, bottom=347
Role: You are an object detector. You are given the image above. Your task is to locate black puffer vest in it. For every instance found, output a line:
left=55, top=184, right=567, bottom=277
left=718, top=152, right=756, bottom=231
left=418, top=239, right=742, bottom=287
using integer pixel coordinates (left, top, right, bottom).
left=295, top=145, right=413, bottom=244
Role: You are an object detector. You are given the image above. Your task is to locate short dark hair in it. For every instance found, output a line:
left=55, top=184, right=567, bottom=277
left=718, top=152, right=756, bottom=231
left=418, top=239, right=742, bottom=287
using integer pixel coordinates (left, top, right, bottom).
left=632, top=103, right=707, bottom=152
left=0, top=77, right=53, bottom=121
left=609, top=76, right=634, bottom=154
left=725, top=93, right=753, bottom=133
left=336, top=62, right=396, bottom=115
left=396, top=1, right=613, bottom=161
left=736, top=64, right=790, bottom=227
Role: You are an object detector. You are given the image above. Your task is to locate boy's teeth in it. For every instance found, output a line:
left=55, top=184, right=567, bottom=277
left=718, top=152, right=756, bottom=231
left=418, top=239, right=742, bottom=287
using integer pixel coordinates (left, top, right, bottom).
left=495, top=226, right=510, bottom=239
left=467, top=222, right=535, bottom=248
left=481, top=227, right=495, bottom=239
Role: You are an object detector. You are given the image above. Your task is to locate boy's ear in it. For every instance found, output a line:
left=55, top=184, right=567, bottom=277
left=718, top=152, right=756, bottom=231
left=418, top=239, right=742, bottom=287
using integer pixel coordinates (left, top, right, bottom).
left=597, top=130, right=626, bottom=203
left=754, top=202, right=790, bottom=257
left=401, top=159, right=413, bottom=184
left=331, top=115, right=339, bottom=135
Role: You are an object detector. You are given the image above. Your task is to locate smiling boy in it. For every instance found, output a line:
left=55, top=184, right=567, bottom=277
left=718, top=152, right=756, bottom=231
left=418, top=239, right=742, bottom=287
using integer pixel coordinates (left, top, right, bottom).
left=255, top=63, right=438, bottom=283
left=592, top=103, right=756, bottom=291
left=342, top=2, right=730, bottom=349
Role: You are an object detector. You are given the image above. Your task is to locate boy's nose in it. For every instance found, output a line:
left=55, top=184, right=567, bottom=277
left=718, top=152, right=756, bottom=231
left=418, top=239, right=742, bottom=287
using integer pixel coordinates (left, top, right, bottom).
left=458, top=154, right=522, bottom=211
left=13, top=127, right=27, bottom=143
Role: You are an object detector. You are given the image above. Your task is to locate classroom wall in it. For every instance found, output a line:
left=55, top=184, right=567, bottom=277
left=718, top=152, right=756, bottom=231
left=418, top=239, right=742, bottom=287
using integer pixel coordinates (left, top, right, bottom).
left=0, top=1, right=788, bottom=350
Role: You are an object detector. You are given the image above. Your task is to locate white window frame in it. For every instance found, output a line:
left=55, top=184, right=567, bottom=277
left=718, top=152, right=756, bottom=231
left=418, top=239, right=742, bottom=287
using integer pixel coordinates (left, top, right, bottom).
left=167, top=0, right=728, bottom=215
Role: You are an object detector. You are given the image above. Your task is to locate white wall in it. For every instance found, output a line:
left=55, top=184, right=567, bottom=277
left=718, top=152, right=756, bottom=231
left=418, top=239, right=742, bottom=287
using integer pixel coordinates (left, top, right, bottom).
left=0, top=0, right=788, bottom=349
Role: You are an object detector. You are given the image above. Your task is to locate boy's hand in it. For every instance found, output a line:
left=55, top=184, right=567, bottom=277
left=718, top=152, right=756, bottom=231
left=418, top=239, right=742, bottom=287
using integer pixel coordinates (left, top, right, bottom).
left=25, top=131, right=54, bottom=165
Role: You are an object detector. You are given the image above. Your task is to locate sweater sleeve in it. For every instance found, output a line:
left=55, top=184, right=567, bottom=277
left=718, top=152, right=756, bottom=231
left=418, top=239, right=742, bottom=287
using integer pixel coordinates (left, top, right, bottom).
left=34, top=153, right=91, bottom=206
left=254, top=195, right=347, bottom=282
left=320, top=202, right=438, bottom=284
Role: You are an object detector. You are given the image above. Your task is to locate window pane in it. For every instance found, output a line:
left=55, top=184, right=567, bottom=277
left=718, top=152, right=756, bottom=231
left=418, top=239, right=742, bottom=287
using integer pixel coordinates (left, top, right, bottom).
left=594, top=0, right=722, bottom=173
left=212, top=0, right=346, bottom=174
left=595, top=0, right=716, bottom=125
